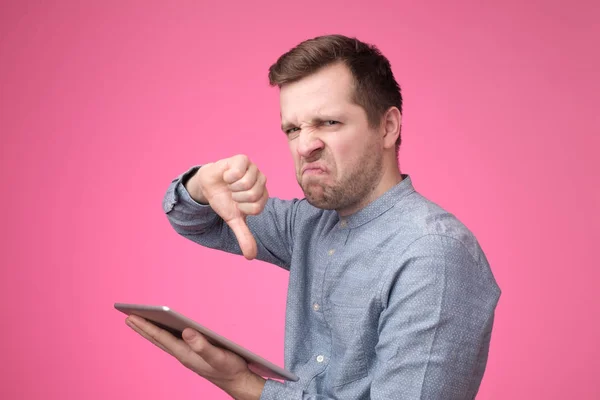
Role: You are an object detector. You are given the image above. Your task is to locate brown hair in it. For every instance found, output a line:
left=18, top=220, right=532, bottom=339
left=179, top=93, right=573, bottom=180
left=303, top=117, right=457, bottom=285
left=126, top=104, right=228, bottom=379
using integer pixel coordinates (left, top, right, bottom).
left=268, top=34, right=403, bottom=150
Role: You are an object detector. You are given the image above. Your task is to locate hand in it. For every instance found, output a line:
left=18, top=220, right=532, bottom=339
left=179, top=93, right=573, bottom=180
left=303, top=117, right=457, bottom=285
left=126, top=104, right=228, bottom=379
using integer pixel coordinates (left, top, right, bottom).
left=186, top=154, right=268, bottom=260
left=125, top=315, right=266, bottom=400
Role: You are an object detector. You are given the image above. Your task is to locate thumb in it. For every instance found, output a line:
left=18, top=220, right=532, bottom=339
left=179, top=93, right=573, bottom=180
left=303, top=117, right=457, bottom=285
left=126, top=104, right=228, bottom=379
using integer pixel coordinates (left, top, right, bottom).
left=182, top=329, right=225, bottom=367
left=226, top=216, right=258, bottom=260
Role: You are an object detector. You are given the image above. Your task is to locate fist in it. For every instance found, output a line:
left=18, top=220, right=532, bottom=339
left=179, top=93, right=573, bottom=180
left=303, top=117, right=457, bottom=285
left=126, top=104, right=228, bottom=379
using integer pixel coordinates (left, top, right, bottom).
left=186, top=154, right=268, bottom=260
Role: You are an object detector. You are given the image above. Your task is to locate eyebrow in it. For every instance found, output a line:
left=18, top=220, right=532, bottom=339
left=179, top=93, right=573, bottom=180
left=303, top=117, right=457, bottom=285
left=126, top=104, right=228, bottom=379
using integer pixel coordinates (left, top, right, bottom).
left=281, top=114, right=343, bottom=132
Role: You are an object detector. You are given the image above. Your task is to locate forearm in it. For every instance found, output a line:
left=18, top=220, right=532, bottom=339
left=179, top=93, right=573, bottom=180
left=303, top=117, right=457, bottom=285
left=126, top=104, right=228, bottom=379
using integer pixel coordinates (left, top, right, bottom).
left=259, top=379, right=336, bottom=400
left=163, top=167, right=227, bottom=234
left=227, top=377, right=341, bottom=400
left=162, top=166, right=298, bottom=268
left=163, top=166, right=252, bottom=260
left=182, top=164, right=209, bottom=205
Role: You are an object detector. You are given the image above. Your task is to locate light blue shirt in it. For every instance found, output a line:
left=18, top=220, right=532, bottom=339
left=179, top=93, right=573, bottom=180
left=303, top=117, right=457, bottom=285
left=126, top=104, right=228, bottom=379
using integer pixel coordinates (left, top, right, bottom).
left=162, top=167, right=501, bottom=399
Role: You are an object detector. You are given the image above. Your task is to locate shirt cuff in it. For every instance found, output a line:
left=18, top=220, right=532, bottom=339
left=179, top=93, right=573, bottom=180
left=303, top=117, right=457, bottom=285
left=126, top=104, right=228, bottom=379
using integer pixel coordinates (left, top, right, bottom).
left=163, top=165, right=208, bottom=213
left=259, top=379, right=303, bottom=400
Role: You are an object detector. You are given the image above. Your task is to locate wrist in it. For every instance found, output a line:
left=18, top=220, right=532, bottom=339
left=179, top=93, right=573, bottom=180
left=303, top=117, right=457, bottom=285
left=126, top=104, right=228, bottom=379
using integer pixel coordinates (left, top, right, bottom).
left=184, top=166, right=209, bottom=205
left=222, top=371, right=266, bottom=400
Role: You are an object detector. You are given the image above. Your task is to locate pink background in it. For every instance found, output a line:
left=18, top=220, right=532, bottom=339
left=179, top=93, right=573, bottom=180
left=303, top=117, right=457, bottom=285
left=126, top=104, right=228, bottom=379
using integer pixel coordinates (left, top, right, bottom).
left=1, top=1, right=598, bottom=399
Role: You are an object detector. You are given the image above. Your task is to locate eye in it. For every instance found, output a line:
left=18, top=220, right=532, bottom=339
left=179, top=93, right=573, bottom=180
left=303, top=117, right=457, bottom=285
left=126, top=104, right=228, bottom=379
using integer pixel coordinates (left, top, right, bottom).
left=285, top=127, right=300, bottom=135
left=285, top=127, right=300, bottom=140
left=323, top=120, right=339, bottom=126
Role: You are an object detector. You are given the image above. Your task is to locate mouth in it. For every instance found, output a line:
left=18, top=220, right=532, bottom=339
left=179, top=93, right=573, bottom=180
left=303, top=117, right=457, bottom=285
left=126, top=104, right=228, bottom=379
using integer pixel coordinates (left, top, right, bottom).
left=301, top=164, right=327, bottom=176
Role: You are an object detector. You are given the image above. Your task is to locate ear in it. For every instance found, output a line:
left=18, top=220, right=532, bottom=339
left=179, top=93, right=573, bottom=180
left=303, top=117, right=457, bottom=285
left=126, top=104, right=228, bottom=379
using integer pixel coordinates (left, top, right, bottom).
left=381, top=107, right=401, bottom=150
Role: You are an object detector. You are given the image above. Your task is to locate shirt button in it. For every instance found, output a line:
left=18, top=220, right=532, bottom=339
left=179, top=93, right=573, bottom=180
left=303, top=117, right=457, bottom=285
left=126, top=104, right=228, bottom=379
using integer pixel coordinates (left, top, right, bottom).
left=316, top=355, right=324, bottom=363
left=313, top=303, right=320, bottom=311
left=328, top=249, right=335, bottom=256
left=340, top=220, right=347, bottom=227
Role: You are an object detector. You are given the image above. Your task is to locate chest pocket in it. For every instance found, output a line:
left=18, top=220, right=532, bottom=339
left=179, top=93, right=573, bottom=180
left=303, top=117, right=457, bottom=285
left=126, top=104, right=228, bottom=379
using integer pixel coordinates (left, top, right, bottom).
left=326, top=303, right=369, bottom=387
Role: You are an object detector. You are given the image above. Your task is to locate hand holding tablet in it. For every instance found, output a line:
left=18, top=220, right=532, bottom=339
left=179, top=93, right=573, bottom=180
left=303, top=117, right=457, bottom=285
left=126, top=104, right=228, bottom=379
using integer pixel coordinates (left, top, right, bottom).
left=114, top=302, right=298, bottom=382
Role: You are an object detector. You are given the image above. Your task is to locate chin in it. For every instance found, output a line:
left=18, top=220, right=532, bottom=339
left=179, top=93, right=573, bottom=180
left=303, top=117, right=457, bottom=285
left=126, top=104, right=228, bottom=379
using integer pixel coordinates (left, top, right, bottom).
left=305, top=198, right=336, bottom=210
left=304, top=192, right=343, bottom=210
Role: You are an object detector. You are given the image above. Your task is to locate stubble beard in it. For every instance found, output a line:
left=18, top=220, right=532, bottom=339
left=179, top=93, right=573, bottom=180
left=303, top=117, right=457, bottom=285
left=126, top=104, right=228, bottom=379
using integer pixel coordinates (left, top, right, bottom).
left=298, top=146, right=383, bottom=212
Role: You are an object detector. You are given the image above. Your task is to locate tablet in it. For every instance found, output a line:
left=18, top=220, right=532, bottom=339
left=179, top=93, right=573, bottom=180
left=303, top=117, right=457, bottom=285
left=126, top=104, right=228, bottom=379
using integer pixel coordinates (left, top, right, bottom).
left=114, top=302, right=299, bottom=382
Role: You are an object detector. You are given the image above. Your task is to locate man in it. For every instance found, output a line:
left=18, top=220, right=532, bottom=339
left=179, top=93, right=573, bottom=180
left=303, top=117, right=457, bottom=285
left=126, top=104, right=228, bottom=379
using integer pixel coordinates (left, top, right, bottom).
left=125, top=34, right=501, bottom=399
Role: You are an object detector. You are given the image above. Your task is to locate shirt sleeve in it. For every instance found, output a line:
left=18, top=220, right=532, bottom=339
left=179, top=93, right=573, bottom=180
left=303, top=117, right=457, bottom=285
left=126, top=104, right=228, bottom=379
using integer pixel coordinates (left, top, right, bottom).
left=162, top=166, right=302, bottom=270
left=259, top=380, right=335, bottom=400
left=370, top=234, right=501, bottom=399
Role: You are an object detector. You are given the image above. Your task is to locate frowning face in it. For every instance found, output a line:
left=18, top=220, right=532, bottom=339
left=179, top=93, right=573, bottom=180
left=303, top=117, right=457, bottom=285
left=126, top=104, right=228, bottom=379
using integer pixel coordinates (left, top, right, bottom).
left=279, top=62, right=385, bottom=215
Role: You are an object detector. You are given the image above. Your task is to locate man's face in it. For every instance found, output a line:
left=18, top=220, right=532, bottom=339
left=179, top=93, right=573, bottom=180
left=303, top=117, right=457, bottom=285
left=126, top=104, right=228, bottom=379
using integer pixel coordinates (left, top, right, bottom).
left=279, top=62, right=384, bottom=214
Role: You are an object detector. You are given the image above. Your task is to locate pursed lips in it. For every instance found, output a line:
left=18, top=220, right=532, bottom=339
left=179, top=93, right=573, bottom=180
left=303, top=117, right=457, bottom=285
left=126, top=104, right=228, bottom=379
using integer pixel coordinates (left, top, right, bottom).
left=301, top=164, right=327, bottom=176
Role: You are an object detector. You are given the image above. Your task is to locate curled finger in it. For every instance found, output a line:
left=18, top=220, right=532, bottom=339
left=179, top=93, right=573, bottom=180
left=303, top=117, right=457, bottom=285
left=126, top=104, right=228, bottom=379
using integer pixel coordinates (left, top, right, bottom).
left=230, top=173, right=266, bottom=203
left=126, top=319, right=174, bottom=356
left=228, top=163, right=258, bottom=192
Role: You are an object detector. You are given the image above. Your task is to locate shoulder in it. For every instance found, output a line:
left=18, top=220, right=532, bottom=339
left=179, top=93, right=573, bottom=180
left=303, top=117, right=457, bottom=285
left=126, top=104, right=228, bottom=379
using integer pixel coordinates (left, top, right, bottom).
left=387, top=191, right=485, bottom=263
left=378, top=191, right=501, bottom=301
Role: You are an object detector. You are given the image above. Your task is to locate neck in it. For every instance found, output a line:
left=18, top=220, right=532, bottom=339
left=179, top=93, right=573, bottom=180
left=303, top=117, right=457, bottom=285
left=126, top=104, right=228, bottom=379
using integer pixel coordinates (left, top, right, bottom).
left=337, top=158, right=402, bottom=217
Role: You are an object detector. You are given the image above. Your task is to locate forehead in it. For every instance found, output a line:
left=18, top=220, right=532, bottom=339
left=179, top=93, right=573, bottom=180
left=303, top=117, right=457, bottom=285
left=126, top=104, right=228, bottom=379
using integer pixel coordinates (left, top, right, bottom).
left=279, top=63, right=357, bottom=121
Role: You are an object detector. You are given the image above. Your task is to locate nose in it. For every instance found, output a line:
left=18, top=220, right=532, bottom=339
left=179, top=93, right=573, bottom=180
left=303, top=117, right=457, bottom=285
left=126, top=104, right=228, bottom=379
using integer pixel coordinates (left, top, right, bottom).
left=296, top=129, right=324, bottom=159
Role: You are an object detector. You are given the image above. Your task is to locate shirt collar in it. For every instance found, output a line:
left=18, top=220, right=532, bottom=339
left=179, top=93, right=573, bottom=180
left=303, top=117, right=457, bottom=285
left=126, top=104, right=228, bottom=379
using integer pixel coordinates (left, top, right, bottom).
left=337, top=174, right=415, bottom=229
